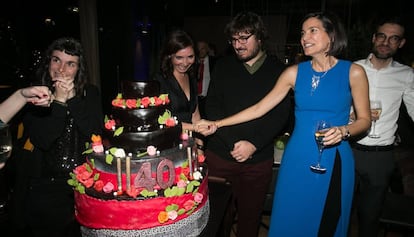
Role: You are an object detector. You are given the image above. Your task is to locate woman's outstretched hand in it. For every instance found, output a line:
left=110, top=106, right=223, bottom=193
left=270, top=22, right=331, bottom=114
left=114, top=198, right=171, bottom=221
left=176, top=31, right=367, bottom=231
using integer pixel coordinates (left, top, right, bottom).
left=194, top=119, right=218, bottom=136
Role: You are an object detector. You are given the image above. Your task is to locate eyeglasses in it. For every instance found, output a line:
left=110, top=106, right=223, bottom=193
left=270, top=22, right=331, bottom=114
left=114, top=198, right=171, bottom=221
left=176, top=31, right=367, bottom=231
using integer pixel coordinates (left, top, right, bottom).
left=228, top=34, right=253, bottom=45
left=374, top=32, right=402, bottom=44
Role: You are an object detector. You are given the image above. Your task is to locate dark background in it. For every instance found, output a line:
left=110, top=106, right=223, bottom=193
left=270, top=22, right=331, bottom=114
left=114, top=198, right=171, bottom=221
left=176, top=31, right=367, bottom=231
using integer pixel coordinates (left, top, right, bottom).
left=1, top=0, right=413, bottom=145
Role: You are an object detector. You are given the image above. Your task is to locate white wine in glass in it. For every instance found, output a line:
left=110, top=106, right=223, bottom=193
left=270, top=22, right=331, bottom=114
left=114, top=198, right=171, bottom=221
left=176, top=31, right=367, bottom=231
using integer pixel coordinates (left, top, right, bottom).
left=368, top=100, right=382, bottom=139
left=0, top=123, right=12, bottom=164
left=310, top=120, right=331, bottom=174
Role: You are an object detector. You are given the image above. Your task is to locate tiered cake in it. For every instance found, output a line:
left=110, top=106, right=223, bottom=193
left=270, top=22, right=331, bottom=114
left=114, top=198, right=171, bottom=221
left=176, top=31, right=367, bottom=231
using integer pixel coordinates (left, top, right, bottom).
left=68, top=81, right=209, bottom=237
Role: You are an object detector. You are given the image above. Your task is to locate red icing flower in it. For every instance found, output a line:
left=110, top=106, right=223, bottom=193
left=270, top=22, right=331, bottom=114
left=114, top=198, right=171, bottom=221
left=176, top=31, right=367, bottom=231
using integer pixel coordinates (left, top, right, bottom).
left=126, top=186, right=140, bottom=198
left=183, top=199, right=195, bottom=211
left=140, top=97, right=151, bottom=108
left=153, top=96, right=164, bottom=106
left=126, top=99, right=137, bottom=108
left=93, top=180, right=104, bottom=192
left=197, top=154, right=206, bottom=163
left=104, top=119, right=116, bottom=130
left=80, top=177, right=94, bottom=188
left=165, top=118, right=176, bottom=127
left=112, top=98, right=124, bottom=108
left=74, top=164, right=93, bottom=181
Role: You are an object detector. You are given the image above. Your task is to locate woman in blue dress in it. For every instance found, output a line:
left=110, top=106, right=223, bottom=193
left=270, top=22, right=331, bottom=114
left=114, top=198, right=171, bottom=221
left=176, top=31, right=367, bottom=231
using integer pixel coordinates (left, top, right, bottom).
left=196, top=12, right=371, bottom=236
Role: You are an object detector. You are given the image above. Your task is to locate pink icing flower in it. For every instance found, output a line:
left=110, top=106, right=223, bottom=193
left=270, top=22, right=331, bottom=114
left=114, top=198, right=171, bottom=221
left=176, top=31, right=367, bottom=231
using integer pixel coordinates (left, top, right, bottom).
left=126, top=99, right=137, bottom=108
left=168, top=210, right=178, bottom=220
left=194, top=192, right=204, bottom=203
left=92, top=143, right=104, bottom=153
left=103, top=182, right=115, bottom=193
left=177, top=180, right=187, bottom=188
left=181, top=132, right=189, bottom=140
left=147, top=146, right=157, bottom=156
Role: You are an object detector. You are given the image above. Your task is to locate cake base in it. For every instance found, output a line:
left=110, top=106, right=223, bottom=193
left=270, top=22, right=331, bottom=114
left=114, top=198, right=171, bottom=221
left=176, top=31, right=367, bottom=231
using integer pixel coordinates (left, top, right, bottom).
left=80, top=199, right=210, bottom=237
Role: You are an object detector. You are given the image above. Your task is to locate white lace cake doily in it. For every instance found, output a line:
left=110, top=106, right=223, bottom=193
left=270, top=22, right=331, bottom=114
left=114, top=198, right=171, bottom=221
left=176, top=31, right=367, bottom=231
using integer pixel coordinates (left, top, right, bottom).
left=80, top=199, right=210, bottom=237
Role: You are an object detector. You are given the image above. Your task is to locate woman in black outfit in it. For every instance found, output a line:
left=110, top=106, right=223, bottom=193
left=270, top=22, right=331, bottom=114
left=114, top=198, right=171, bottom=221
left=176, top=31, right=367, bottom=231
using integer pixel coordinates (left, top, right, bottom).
left=10, top=37, right=103, bottom=237
left=153, top=30, right=204, bottom=153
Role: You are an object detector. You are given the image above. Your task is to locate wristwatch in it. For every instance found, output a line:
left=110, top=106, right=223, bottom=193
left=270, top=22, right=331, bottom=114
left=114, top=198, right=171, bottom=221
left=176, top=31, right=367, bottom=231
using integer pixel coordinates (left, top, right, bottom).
left=342, top=126, right=351, bottom=140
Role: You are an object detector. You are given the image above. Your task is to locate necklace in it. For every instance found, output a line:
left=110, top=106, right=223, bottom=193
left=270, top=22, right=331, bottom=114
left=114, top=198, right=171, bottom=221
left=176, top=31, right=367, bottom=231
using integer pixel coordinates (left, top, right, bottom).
left=310, top=61, right=332, bottom=95
left=311, top=71, right=328, bottom=94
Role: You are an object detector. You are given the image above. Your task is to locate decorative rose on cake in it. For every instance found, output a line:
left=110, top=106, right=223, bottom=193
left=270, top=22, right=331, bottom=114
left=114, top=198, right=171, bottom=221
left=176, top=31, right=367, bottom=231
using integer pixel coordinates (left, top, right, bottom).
left=91, top=134, right=104, bottom=153
left=114, top=148, right=126, bottom=158
left=126, top=99, right=137, bottom=108
left=111, top=93, right=170, bottom=109
left=68, top=162, right=99, bottom=194
left=140, top=97, right=151, bottom=107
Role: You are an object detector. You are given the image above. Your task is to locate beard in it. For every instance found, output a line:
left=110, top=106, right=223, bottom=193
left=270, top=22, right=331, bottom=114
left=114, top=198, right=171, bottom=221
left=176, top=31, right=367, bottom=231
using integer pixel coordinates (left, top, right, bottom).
left=372, top=45, right=396, bottom=60
left=235, top=45, right=261, bottom=62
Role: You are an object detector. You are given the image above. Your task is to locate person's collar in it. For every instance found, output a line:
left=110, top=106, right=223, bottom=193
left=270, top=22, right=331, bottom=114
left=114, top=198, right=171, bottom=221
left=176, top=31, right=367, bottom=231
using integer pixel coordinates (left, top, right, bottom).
left=367, top=53, right=394, bottom=70
left=244, top=51, right=267, bottom=74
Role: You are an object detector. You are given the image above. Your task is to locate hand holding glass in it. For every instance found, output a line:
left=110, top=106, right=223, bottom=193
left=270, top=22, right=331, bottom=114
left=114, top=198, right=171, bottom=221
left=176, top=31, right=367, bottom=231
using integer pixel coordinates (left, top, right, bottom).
left=310, top=120, right=331, bottom=174
left=368, top=100, right=382, bottom=138
left=0, top=124, right=12, bottom=165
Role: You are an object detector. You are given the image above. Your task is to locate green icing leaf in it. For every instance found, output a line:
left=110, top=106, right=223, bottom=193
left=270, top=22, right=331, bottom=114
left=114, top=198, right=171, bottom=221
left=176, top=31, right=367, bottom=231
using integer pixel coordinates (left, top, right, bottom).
left=82, top=148, right=93, bottom=155
left=114, top=127, right=124, bottom=136
left=106, top=154, right=114, bottom=164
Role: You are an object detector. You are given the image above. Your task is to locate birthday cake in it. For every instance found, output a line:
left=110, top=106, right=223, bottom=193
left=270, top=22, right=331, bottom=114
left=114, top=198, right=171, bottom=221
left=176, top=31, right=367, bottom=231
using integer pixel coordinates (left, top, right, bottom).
left=68, top=81, right=209, bottom=237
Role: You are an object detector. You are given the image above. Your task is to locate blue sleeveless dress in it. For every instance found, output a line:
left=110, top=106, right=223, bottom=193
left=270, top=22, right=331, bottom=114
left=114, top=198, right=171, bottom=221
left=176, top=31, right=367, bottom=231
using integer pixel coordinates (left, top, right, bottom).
left=268, top=60, right=354, bottom=236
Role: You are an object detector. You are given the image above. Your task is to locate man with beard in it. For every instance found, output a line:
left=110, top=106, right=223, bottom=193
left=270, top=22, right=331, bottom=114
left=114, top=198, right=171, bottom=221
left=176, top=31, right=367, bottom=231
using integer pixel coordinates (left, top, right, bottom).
left=352, top=16, right=414, bottom=237
left=203, top=11, right=291, bottom=237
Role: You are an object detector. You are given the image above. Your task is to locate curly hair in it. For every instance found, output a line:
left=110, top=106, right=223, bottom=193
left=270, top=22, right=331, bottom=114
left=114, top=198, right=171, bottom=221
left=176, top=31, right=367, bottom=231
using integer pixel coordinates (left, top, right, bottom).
left=224, top=11, right=268, bottom=50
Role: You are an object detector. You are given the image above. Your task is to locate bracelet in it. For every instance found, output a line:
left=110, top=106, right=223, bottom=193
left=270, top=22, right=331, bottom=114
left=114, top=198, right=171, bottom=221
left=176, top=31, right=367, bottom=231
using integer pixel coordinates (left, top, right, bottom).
left=342, top=125, right=351, bottom=140
left=196, top=144, right=204, bottom=150
left=53, top=100, right=67, bottom=107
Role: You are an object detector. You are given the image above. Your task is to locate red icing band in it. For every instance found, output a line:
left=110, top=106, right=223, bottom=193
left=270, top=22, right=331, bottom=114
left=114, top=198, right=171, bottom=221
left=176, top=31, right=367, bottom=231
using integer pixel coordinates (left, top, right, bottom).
left=74, top=176, right=208, bottom=230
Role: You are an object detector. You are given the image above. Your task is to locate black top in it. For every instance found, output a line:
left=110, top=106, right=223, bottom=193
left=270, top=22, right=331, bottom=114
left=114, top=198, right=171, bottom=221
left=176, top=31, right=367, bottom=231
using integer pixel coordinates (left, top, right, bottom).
left=205, top=55, right=291, bottom=164
left=153, top=72, right=198, bottom=124
left=23, top=84, right=103, bottom=178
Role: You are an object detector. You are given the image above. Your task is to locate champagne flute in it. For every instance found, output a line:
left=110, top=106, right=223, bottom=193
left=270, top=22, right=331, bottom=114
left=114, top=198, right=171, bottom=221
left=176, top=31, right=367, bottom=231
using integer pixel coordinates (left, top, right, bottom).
left=368, top=100, right=382, bottom=139
left=0, top=123, right=12, bottom=165
left=310, top=120, right=331, bottom=174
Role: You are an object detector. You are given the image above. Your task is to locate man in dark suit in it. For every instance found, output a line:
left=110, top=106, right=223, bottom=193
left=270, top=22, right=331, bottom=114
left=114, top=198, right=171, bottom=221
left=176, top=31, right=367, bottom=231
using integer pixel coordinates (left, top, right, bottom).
left=196, top=40, right=217, bottom=117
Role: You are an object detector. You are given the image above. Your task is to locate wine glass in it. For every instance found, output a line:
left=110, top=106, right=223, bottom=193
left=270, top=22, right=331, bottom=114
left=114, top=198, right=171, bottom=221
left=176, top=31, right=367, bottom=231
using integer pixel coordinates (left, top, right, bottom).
left=368, top=100, right=382, bottom=139
left=310, top=120, right=331, bottom=174
left=0, top=123, right=12, bottom=166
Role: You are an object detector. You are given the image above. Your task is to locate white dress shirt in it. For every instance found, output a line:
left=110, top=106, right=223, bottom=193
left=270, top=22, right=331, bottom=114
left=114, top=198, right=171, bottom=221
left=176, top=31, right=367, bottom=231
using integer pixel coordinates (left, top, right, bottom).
left=199, top=56, right=211, bottom=97
left=355, top=53, right=414, bottom=146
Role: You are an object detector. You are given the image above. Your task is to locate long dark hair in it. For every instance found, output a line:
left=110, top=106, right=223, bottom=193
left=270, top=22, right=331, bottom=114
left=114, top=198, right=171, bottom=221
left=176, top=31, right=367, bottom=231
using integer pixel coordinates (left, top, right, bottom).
left=159, top=30, right=196, bottom=79
left=36, top=37, right=88, bottom=97
left=301, top=12, right=348, bottom=56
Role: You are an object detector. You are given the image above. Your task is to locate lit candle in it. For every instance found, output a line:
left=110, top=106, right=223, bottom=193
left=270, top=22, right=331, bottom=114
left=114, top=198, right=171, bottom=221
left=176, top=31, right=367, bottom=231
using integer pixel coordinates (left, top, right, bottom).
left=187, top=147, right=192, bottom=179
left=117, top=157, right=122, bottom=192
left=126, top=155, right=131, bottom=190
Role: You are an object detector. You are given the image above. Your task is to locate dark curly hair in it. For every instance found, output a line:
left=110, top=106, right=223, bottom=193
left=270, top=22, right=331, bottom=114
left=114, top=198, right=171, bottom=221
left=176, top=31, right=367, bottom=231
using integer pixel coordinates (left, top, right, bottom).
left=35, top=37, right=88, bottom=97
left=224, top=11, right=268, bottom=50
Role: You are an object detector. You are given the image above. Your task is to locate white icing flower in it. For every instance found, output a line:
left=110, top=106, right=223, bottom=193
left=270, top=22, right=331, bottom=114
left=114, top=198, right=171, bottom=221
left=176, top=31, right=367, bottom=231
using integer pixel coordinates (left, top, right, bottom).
left=192, top=171, right=202, bottom=180
left=114, top=148, right=126, bottom=158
